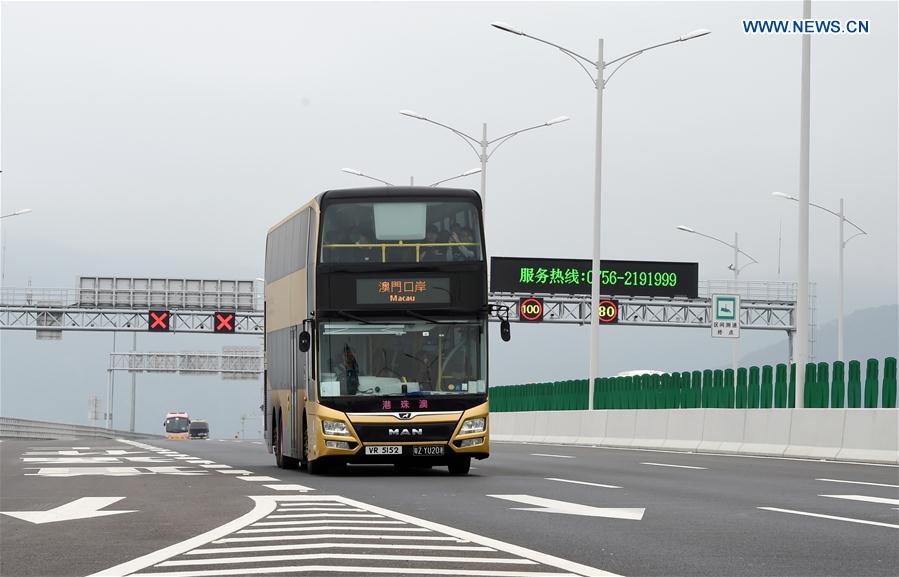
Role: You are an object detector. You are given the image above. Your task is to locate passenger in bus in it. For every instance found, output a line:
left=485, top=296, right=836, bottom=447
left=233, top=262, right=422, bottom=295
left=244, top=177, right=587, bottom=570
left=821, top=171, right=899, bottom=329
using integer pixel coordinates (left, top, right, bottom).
left=347, top=227, right=376, bottom=263
left=448, top=225, right=476, bottom=261
left=419, top=225, right=446, bottom=262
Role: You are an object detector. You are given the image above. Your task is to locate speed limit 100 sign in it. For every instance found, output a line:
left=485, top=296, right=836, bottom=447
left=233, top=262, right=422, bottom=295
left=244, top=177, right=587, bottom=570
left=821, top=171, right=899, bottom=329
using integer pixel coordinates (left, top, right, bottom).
left=518, top=297, right=544, bottom=322
left=598, top=299, right=620, bottom=324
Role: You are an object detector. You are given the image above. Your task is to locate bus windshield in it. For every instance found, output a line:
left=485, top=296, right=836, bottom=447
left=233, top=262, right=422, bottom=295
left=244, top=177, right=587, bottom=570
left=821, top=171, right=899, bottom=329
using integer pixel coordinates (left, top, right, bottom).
left=318, top=319, right=486, bottom=397
left=320, top=200, right=483, bottom=264
left=165, top=417, right=190, bottom=433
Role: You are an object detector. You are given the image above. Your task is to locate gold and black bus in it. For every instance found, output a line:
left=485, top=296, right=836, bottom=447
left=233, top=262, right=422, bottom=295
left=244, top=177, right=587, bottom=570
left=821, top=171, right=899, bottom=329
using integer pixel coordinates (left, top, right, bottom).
left=264, top=187, right=506, bottom=475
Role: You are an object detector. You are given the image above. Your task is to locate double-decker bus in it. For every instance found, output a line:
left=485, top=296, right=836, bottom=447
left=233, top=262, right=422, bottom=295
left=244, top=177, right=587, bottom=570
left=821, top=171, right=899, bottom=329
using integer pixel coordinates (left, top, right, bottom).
left=264, top=187, right=507, bottom=475
left=163, top=411, right=190, bottom=440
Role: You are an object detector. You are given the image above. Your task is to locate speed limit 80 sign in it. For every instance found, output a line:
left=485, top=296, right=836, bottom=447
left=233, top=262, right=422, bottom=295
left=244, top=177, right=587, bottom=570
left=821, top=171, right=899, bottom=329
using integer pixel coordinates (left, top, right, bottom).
left=518, top=297, right=544, bottom=322
left=598, top=299, right=620, bottom=324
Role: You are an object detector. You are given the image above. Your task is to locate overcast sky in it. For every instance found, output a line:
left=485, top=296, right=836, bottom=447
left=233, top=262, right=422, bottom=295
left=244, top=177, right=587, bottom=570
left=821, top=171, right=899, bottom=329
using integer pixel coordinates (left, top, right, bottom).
left=1, top=1, right=896, bottom=433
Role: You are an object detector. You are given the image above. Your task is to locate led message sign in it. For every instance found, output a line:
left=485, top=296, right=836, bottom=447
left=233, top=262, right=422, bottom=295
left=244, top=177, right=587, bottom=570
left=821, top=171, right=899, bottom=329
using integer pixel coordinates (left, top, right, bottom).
left=490, top=257, right=698, bottom=299
left=356, top=277, right=451, bottom=305
left=214, top=311, right=236, bottom=333
left=148, top=310, right=171, bottom=332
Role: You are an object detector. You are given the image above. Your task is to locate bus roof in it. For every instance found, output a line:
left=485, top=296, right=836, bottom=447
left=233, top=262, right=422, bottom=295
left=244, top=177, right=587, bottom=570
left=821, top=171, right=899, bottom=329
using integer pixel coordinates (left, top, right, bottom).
left=320, top=186, right=480, bottom=205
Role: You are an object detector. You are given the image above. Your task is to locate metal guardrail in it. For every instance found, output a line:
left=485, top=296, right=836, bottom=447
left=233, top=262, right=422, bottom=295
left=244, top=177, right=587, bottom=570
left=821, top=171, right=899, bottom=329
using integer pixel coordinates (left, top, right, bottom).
left=0, top=417, right=164, bottom=440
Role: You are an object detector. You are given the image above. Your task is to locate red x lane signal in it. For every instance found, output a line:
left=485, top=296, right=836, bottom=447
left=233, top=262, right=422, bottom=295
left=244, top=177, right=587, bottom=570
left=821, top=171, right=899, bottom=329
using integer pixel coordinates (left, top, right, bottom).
left=148, top=310, right=171, bottom=332
left=214, top=311, right=235, bottom=333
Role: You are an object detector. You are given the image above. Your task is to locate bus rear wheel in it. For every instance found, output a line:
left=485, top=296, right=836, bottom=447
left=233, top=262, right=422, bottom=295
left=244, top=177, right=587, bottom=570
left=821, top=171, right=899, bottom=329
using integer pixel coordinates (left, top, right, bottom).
left=274, top=413, right=299, bottom=470
left=447, top=456, right=471, bottom=476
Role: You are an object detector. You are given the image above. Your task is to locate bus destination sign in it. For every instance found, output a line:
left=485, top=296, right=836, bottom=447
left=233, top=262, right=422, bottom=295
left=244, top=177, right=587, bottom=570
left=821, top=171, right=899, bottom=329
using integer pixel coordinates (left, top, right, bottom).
left=491, top=257, right=698, bottom=299
left=356, top=277, right=451, bottom=305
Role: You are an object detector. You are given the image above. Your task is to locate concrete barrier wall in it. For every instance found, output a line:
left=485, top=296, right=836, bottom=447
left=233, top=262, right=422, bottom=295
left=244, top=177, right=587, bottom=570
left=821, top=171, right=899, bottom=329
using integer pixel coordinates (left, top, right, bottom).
left=489, top=409, right=898, bottom=465
left=0, top=417, right=163, bottom=440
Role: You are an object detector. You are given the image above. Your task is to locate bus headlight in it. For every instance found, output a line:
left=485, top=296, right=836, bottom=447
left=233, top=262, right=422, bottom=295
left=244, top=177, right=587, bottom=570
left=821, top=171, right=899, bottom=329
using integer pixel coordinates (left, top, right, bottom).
left=322, top=420, right=351, bottom=436
left=459, top=418, right=486, bottom=434
left=325, top=440, right=351, bottom=450
left=457, top=437, right=484, bottom=448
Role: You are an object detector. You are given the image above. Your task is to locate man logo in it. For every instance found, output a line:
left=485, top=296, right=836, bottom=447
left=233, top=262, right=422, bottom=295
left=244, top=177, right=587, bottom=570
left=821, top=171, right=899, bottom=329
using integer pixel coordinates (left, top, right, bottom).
left=388, top=428, right=423, bottom=436
left=397, top=412, right=412, bottom=420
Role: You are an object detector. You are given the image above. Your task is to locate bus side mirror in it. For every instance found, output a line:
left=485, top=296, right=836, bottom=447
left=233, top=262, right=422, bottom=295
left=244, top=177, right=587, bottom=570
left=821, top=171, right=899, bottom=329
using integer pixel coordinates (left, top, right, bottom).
left=500, top=319, right=511, bottom=342
left=298, top=330, right=311, bottom=352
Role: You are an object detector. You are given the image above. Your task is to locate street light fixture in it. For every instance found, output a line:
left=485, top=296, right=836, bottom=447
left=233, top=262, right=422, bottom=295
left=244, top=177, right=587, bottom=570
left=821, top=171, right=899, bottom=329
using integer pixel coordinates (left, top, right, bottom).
left=341, top=167, right=394, bottom=186
left=429, top=168, right=481, bottom=187
left=493, top=21, right=710, bottom=406
left=677, top=224, right=758, bottom=375
left=772, top=192, right=867, bottom=363
left=398, top=109, right=569, bottom=216
left=341, top=167, right=481, bottom=188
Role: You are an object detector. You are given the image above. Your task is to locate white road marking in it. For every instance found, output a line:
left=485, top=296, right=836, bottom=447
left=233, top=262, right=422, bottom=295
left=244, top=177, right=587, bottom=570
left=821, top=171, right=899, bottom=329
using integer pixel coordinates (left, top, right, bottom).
left=25, top=466, right=208, bottom=477
left=546, top=478, right=622, bottom=489
left=200, top=464, right=230, bottom=469
left=816, top=478, right=899, bottom=489
left=217, top=470, right=253, bottom=475
left=158, top=552, right=536, bottom=568
left=263, top=484, right=316, bottom=492
left=213, top=533, right=467, bottom=544
left=252, top=519, right=405, bottom=527
left=237, top=476, right=280, bottom=482
left=268, top=513, right=384, bottom=519
left=237, top=525, right=432, bottom=534
left=499, top=440, right=899, bottom=468
left=820, top=494, right=899, bottom=506
left=488, top=494, right=644, bottom=520
left=1, top=497, right=136, bottom=524
left=530, top=453, right=574, bottom=459
left=273, top=507, right=366, bottom=512
left=186, top=542, right=496, bottom=555
left=758, top=507, right=899, bottom=529
left=132, top=567, right=577, bottom=576
left=87, top=495, right=620, bottom=577
left=252, top=441, right=263, bottom=445
left=641, top=462, right=707, bottom=470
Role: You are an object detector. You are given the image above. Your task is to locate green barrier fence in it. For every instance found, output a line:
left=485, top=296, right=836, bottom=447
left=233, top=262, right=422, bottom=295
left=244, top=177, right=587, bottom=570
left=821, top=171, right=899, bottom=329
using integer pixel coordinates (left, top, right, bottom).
left=489, top=356, right=897, bottom=412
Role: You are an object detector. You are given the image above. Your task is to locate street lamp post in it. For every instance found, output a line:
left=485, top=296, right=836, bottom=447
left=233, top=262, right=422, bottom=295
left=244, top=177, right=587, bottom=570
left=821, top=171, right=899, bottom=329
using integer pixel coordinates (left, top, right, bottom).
left=1, top=208, right=33, bottom=287
left=772, top=192, right=866, bottom=363
left=399, top=109, right=569, bottom=218
left=341, top=167, right=481, bottom=188
left=493, top=22, right=710, bottom=406
left=676, top=225, right=759, bottom=374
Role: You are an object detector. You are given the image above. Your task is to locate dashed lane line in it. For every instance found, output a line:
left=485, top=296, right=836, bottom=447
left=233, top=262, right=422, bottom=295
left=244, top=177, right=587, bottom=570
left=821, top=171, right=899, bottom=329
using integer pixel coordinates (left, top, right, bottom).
left=758, top=507, right=899, bottom=529
left=545, top=478, right=622, bottom=489
left=530, top=454, right=575, bottom=459
left=263, top=484, right=315, bottom=492
left=819, top=494, right=899, bottom=506
left=200, top=464, right=230, bottom=469
left=641, top=462, right=707, bottom=470
left=216, top=470, right=253, bottom=475
left=236, top=476, right=280, bottom=482
left=816, top=478, right=899, bottom=488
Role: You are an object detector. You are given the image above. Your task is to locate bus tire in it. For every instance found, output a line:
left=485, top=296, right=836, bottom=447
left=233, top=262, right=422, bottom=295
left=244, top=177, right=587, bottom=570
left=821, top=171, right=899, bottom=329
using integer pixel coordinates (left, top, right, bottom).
left=299, top=418, right=309, bottom=470
left=307, top=456, right=327, bottom=475
left=275, top=412, right=299, bottom=470
left=447, top=456, right=471, bottom=476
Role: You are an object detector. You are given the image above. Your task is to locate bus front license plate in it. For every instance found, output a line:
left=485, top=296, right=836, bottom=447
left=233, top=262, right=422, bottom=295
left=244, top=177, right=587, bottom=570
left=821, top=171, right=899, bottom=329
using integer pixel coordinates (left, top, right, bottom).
left=413, top=445, right=445, bottom=457
left=365, top=445, right=401, bottom=455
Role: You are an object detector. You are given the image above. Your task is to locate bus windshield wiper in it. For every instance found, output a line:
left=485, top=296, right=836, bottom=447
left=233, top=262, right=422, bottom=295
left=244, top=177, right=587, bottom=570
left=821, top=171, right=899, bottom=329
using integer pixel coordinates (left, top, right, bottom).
left=334, top=310, right=372, bottom=324
left=404, top=310, right=450, bottom=324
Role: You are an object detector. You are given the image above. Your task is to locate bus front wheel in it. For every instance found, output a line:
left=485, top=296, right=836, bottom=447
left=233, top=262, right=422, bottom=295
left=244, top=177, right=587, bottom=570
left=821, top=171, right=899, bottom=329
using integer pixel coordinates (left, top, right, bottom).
left=447, top=456, right=471, bottom=476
